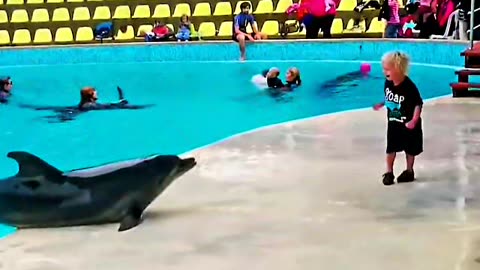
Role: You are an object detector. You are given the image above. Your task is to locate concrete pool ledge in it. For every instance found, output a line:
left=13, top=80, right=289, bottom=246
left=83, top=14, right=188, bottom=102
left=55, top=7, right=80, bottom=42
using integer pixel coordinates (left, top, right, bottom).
left=0, top=39, right=470, bottom=67
left=3, top=97, right=480, bottom=270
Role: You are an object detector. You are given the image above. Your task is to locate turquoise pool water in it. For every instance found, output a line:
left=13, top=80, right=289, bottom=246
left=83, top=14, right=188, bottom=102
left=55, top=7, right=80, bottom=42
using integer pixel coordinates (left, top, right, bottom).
left=0, top=41, right=463, bottom=240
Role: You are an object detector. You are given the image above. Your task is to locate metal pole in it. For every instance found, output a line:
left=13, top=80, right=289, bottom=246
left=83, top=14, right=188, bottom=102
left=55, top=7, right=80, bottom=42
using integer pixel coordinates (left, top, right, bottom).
left=470, top=0, right=476, bottom=49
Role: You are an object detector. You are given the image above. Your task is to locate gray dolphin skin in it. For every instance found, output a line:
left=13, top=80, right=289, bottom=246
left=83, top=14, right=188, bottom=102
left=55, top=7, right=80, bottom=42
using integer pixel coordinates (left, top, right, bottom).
left=0, top=151, right=197, bottom=232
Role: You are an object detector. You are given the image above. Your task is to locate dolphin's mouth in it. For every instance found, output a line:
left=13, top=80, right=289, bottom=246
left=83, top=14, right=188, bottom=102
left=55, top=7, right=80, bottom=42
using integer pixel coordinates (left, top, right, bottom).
left=178, top=157, right=196, bottom=173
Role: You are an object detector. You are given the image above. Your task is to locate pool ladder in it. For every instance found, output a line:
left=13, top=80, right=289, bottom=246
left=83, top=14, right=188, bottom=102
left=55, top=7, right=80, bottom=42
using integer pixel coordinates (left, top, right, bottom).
left=450, top=49, right=480, bottom=97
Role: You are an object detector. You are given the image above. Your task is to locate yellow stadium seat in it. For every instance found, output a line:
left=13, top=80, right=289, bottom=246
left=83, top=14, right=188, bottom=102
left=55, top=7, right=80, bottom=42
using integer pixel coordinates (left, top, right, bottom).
left=73, top=7, right=90, bottom=21
left=330, top=18, right=343, bottom=34
left=67, top=0, right=83, bottom=2
left=93, top=6, right=111, bottom=20
left=344, top=18, right=366, bottom=32
left=0, top=30, right=10, bottom=45
left=52, top=8, right=70, bottom=21
left=198, top=22, right=216, bottom=37
left=132, top=5, right=150, bottom=18
left=254, top=0, right=273, bottom=14
left=75, top=27, right=93, bottom=41
left=46, top=0, right=63, bottom=3
left=6, top=0, right=23, bottom=5
left=31, top=9, right=49, bottom=22
left=115, top=25, right=134, bottom=40
left=10, top=10, right=28, bottom=23
left=338, top=0, right=356, bottom=11
left=12, top=29, right=31, bottom=45
left=190, top=23, right=198, bottom=38
left=288, top=20, right=306, bottom=35
left=234, top=1, right=252, bottom=14
left=193, top=3, right=211, bottom=16
left=367, top=18, right=385, bottom=33
left=274, top=0, right=292, bottom=13
left=213, top=2, right=232, bottom=15
left=113, top=5, right=130, bottom=19
left=218, top=21, right=232, bottom=36
left=261, top=20, right=278, bottom=35
left=172, top=3, right=191, bottom=17
left=33, top=28, right=52, bottom=43
left=167, top=23, right=175, bottom=32
left=152, top=4, right=170, bottom=18
left=0, top=10, right=7, bottom=23
left=137, top=24, right=153, bottom=36
left=27, top=0, right=44, bottom=4
left=397, top=0, right=404, bottom=7
left=54, top=27, right=73, bottom=42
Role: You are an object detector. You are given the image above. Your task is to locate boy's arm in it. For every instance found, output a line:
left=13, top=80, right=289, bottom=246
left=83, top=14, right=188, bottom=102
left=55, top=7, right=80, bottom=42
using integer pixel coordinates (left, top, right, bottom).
left=412, top=105, right=422, bottom=122
left=234, top=16, right=242, bottom=35
left=411, top=86, right=423, bottom=122
left=250, top=16, right=259, bottom=33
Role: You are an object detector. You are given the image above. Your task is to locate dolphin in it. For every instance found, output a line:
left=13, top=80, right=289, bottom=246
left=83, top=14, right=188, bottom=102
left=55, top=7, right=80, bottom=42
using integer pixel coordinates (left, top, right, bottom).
left=0, top=151, right=197, bottom=232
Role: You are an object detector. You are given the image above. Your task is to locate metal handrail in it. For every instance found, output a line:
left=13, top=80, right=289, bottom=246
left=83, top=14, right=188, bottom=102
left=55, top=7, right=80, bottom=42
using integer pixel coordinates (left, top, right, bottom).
left=466, top=24, right=480, bottom=32
left=468, top=7, right=480, bottom=14
left=470, top=0, right=476, bottom=48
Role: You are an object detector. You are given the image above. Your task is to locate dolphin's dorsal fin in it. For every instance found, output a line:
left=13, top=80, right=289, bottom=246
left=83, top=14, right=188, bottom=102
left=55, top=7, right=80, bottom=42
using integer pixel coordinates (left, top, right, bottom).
left=7, top=151, right=65, bottom=183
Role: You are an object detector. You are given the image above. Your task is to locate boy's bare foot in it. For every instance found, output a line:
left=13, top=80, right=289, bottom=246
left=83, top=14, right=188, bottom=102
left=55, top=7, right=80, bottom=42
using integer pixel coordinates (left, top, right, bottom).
left=240, top=56, right=246, bottom=61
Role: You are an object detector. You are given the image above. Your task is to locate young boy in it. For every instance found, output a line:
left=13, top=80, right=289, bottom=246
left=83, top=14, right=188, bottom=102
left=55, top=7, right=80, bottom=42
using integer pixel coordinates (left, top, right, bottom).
left=373, top=51, right=423, bottom=186
left=232, top=2, right=267, bottom=61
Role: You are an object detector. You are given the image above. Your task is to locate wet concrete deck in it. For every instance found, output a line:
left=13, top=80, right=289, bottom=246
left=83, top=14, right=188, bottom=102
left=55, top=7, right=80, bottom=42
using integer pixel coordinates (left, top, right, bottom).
left=2, top=98, right=480, bottom=270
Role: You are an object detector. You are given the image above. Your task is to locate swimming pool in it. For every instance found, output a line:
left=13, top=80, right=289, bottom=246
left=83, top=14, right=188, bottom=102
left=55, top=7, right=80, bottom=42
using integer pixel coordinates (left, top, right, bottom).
left=0, top=40, right=466, bottom=239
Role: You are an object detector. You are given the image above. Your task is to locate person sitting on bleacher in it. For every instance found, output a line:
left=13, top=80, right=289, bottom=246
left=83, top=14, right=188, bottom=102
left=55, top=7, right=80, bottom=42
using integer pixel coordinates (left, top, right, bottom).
left=94, top=22, right=114, bottom=40
left=145, top=21, right=175, bottom=42
left=0, top=76, right=12, bottom=104
left=233, top=2, right=267, bottom=61
left=177, top=15, right=192, bottom=42
left=418, top=0, right=455, bottom=38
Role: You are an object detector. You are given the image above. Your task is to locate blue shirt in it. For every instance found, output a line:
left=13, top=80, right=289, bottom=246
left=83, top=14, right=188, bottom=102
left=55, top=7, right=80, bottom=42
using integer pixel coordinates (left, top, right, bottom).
left=233, top=13, right=255, bottom=34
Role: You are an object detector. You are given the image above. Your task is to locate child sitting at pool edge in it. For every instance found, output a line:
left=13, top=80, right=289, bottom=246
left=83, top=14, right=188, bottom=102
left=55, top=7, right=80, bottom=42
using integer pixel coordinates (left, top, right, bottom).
left=373, top=51, right=423, bottom=186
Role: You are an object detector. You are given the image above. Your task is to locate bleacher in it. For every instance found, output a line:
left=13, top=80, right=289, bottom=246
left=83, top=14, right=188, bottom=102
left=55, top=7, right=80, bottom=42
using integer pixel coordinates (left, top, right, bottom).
left=0, top=0, right=403, bottom=46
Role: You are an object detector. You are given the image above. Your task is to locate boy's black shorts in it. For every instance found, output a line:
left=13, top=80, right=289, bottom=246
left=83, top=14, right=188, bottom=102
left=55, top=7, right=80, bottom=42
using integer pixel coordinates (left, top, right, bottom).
left=232, top=32, right=253, bottom=42
left=386, top=120, right=423, bottom=156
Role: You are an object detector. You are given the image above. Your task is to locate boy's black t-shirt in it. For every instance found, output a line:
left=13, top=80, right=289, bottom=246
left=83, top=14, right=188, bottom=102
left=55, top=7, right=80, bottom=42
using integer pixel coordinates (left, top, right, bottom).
left=267, top=77, right=284, bottom=89
left=383, top=76, right=423, bottom=124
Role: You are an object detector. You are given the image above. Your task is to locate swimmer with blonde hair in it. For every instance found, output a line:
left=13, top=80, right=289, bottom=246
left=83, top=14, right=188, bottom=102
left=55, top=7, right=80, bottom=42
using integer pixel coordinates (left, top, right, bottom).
left=373, top=51, right=424, bottom=186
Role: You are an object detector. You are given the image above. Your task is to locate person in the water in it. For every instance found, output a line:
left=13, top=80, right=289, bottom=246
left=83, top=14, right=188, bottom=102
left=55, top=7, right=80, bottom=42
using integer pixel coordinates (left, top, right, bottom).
left=0, top=76, right=13, bottom=104
left=20, top=86, right=153, bottom=123
left=266, top=67, right=302, bottom=97
left=78, top=86, right=129, bottom=110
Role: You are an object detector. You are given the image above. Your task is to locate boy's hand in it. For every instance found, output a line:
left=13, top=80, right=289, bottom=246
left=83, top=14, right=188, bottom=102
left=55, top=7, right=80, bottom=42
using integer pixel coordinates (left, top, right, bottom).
left=373, top=103, right=384, bottom=110
left=246, top=34, right=255, bottom=41
left=405, top=119, right=417, bottom=129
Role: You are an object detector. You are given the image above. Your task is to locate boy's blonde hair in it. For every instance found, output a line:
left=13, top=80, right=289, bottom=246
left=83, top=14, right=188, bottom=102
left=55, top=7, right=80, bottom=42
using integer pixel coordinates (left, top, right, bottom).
left=381, top=51, right=410, bottom=75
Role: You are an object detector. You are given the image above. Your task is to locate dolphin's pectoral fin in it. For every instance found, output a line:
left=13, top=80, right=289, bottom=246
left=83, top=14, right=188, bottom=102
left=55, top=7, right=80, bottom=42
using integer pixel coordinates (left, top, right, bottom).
left=118, top=205, right=144, bottom=232
left=7, top=151, right=65, bottom=184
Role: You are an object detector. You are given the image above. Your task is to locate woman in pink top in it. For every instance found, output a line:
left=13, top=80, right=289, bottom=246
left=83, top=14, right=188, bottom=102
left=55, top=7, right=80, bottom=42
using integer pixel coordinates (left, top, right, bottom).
left=436, top=0, right=455, bottom=31
left=385, top=0, right=401, bottom=38
left=301, top=0, right=338, bottom=38
left=418, top=0, right=455, bottom=38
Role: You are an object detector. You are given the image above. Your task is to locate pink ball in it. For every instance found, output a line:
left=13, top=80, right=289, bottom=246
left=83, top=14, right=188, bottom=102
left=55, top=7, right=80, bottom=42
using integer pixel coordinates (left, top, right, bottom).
left=360, top=63, right=371, bottom=75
